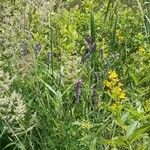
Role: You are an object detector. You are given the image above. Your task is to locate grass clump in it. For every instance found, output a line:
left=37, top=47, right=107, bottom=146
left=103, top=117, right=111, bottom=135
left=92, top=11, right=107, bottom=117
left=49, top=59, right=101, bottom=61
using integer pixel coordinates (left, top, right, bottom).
left=0, top=0, right=150, bottom=149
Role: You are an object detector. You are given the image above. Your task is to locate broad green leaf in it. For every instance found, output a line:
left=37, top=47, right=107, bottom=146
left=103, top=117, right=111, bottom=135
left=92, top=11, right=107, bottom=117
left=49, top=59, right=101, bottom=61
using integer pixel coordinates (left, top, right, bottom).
left=129, top=72, right=139, bottom=85
left=38, top=77, right=58, bottom=96
left=126, top=121, right=139, bottom=138
left=129, top=124, right=150, bottom=143
left=101, top=136, right=127, bottom=148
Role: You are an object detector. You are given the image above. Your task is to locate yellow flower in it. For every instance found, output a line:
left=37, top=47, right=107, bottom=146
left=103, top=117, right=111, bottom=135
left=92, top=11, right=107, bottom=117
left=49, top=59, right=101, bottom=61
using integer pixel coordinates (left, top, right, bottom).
left=118, top=82, right=123, bottom=87
left=81, top=120, right=92, bottom=130
left=104, top=80, right=112, bottom=88
left=111, top=78, right=120, bottom=85
left=111, top=103, right=123, bottom=111
left=108, top=70, right=118, bottom=80
left=111, top=86, right=126, bottom=100
left=138, top=46, right=145, bottom=53
left=105, top=69, right=126, bottom=101
left=111, top=103, right=118, bottom=110
left=118, top=91, right=126, bottom=100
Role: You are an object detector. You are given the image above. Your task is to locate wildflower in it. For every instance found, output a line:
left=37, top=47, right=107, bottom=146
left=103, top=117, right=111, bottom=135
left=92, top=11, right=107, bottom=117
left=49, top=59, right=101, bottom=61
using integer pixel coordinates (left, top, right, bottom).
left=86, top=35, right=93, bottom=46
left=76, top=80, right=82, bottom=101
left=108, top=70, right=118, bottom=80
left=104, top=69, right=126, bottom=102
left=118, top=91, right=126, bottom=99
left=0, top=91, right=26, bottom=124
left=111, top=103, right=118, bottom=110
left=89, top=43, right=96, bottom=52
left=112, top=87, right=126, bottom=100
left=104, top=80, right=112, bottom=88
left=81, top=119, right=91, bottom=129
left=81, top=51, right=92, bottom=63
left=34, top=43, right=41, bottom=56
left=138, top=46, right=145, bottom=53
left=82, top=35, right=96, bottom=63
left=20, top=41, right=28, bottom=55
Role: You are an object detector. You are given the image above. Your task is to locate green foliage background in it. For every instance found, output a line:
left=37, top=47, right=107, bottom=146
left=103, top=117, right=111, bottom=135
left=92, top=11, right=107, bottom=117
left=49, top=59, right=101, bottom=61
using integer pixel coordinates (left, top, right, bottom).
left=0, top=0, right=150, bottom=149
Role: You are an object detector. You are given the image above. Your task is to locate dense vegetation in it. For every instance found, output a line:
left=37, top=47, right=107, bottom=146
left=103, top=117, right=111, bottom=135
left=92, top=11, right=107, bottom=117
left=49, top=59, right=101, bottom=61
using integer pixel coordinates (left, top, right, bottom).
left=0, top=0, right=150, bottom=149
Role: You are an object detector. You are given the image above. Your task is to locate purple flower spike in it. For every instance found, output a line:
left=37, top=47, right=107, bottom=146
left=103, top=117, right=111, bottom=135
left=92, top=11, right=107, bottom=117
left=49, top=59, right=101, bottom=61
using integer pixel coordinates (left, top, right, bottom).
left=34, top=43, right=41, bottom=56
left=20, top=42, right=28, bottom=55
left=86, top=35, right=93, bottom=45
left=76, top=80, right=82, bottom=101
left=89, top=43, right=96, bottom=52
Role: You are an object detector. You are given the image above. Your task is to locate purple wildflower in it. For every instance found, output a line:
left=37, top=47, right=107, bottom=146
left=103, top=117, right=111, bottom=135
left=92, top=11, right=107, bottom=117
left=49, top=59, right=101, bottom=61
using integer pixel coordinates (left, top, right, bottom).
left=76, top=80, right=82, bottom=101
left=20, top=41, right=28, bottom=55
left=34, top=43, right=41, bottom=56
left=81, top=35, right=96, bottom=63
left=86, top=35, right=93, bottom=46
left=89, top=43, right=96, bottom=52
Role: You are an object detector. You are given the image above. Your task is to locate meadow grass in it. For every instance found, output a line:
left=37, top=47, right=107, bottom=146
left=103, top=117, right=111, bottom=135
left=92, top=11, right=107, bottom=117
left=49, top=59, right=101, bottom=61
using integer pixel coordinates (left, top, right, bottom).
left=0, top=0, right=150, bottom=149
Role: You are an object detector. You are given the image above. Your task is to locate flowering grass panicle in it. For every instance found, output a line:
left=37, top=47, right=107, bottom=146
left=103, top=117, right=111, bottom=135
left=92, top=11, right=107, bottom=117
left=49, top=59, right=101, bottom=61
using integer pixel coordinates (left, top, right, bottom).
left=0, top=91, right=27, bottom=124
left=0, top=68, right=27, bottom=126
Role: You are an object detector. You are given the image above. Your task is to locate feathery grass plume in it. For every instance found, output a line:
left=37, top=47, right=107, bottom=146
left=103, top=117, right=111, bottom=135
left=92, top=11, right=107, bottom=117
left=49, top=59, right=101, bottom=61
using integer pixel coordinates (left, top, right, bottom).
left=61, top=54, right=81, bottom=84
left=0, top=69, right=27, bottom=132
left=16, top=53, right=34, bottom=77
left=0, top=69, right=15, bottom=94
left=76, top=79, right=82, bottom=102
left=0, top=91, right=26, bottom=124
left=34, top=43, right=41, bottom=56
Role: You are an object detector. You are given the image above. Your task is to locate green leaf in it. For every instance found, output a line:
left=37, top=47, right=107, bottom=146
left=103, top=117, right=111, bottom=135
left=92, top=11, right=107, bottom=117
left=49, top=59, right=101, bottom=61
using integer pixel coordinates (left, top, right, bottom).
left=126, top=121, right=139, bottom=138
left=101, top=136, right=127, bottom=148
left=129, top=71, right=139, bottom=85
left=38, top=77, right=58, bottom=96
left=129, top=124, right=150, bottom=143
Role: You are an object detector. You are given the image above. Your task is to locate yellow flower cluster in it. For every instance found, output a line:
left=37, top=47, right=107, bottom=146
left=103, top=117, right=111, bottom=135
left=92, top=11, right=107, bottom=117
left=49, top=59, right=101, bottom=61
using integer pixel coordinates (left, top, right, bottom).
left=104, top=70, right=126, bottom=108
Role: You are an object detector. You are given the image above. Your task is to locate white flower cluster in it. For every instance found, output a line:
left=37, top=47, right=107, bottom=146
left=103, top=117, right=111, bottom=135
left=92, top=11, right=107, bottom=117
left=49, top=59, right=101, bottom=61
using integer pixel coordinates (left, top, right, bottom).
left=0, top=70, right=26, bottom=124
left=61, top=54, right=81, bottom=84
left=0, top=91, right=26, bottom=124
left=0, top=70, right=14, bottom=94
